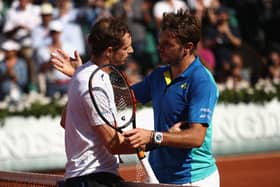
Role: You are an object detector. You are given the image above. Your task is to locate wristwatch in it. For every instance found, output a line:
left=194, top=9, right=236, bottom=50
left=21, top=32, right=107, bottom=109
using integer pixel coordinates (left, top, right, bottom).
left=153, top=131, right=163, bottom=145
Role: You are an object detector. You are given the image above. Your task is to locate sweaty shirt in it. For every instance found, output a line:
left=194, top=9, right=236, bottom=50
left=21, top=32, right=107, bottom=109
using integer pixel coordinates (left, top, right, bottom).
left=132, top=57, right=219, bottom=184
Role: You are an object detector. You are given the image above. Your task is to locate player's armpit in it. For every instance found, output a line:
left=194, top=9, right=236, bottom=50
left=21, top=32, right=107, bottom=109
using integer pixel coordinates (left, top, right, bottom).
left=60, top=105, right=67, bottom=129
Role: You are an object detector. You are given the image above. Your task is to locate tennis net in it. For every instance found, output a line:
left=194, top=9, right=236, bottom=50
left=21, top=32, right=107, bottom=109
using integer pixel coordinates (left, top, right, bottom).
left=0, top=170, right=191, bottom=187
left=0, top=171, right=63, bottom=187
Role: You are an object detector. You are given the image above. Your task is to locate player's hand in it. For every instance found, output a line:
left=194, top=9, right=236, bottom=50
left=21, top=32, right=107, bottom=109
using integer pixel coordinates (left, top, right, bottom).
left=123, top=128, right=153, bottom=148
left=50, top=49, right=82, bottom=77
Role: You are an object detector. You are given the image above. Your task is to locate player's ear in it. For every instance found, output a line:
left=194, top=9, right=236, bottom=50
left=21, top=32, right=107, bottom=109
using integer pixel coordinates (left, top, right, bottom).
left=105, top=47, right=113, bottom=58
left=184, top=42, right=194, bottom=55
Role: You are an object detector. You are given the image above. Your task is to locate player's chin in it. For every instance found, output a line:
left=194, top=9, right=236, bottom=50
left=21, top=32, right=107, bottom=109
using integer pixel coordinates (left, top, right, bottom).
left=121, top=57, right=129, bottom=65
left=159, top=54, right=168, bottom=61
left=112, top=60, right=125, bottom=66
left=160, top=57, right=168, bottom=64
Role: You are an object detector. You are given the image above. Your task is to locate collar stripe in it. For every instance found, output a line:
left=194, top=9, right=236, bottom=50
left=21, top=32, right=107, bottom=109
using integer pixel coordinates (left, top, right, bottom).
left=163, top=71, right=171, bottom=86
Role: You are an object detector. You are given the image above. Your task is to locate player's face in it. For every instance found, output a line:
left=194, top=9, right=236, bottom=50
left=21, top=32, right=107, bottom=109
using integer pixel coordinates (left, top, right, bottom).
left=112, top=33, right=134, bottom=65
left=158, top=31, right=185, bottom=66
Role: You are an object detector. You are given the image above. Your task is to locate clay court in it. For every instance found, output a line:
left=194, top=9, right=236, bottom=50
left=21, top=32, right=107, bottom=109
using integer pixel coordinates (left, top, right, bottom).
left=119, top=151, right=280, bottom=187
left=0, top=151, right=279, bottom=187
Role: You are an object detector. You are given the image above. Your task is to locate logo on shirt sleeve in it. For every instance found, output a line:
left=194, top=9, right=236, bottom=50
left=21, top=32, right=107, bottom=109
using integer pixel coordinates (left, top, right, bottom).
left=200, top=108, right=212, bottom=120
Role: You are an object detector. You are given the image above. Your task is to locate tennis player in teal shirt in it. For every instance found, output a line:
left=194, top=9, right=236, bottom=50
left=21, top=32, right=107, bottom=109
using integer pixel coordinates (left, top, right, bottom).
left=126, top=9, right=220, bottom=186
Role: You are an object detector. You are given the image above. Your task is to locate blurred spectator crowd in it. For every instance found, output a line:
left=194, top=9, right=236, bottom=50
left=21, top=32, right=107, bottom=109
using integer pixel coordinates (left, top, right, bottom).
left=0, top=0, right=280, bottom=104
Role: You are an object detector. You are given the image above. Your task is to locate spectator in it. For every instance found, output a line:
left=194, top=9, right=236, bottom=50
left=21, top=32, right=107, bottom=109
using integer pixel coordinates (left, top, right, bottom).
left=2, top=0, right=41, bottom=45
left=31, top=2, right=54, bottom=49
left=186, top=0, right=208, bottom=20
left=76, top=0, right=111, bottom=36
left=203, top=3, right=242, bottom=83
left=36, top=20, right=70, bottom=97
left=0, top=40, right=28, bottom=102
left=3, top=0, right=42, bottom=93
left=230, top=52, right=251, bottom=83
left=221, top=52, right=250, bottom=91
left=52, top=0, right=78, bottom=24
left=153, top=0, right=188, bottom=30
left=196, top=40, right=216, bottom=73
left=53, top=0, right=85, bottom=58
left=266, top=47, right=280, bottom=84
left=140, top=0, right=160, bottom=75
left=0, top=0, right=6, bottom=36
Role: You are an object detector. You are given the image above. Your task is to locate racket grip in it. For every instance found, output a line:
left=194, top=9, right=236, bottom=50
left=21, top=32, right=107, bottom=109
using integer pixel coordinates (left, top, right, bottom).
left=136, top=148, right=159, bottom=183
left=136, top=147, right=145, bottom=160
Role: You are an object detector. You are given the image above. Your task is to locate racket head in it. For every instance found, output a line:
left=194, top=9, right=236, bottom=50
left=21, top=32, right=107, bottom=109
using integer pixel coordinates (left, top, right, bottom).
left=88, top=64, right=135, bottom=132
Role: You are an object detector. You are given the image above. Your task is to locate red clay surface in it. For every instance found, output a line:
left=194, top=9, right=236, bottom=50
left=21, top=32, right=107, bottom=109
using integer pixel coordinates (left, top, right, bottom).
left=119, top=152, right=280, bottom=187
left=49, top=152, right=280, bottom=186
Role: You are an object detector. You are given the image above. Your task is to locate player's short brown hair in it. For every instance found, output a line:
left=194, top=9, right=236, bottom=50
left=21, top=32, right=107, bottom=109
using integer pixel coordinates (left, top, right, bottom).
left=161, top=9, right=201, bottom=49
left=88, top=17, right=130, bottom=57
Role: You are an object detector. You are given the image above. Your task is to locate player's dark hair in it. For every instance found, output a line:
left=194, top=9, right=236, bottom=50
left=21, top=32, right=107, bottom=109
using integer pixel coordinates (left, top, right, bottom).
left=161, top=9, right=201, bottom=50
left=88, top=17, right=130, bottom=57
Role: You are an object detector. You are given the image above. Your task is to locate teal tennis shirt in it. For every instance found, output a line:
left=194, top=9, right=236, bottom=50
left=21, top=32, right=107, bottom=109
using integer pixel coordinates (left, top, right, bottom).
left=132, top=57, right=219, bottom=184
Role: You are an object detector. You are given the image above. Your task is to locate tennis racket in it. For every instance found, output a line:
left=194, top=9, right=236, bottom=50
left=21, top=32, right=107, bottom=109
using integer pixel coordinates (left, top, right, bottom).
left=88, top=64, right=159, bottom=184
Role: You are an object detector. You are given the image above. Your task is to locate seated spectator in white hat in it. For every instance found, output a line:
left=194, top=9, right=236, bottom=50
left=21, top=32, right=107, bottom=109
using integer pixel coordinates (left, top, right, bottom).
left=35, top=20, right=71, bottom=97
left=52, top=0, right=85, bottom=58
left=0, top=40, right=28, bottom=102
left=31, top=2, right=54, bottom=49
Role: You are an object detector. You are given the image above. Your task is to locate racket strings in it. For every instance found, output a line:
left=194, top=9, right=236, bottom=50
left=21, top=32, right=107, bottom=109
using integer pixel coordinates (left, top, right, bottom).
left=91, top=86, right=117, bottom=128
left=135, top=160, right=148, bottom=182
left=109, top=71, right=134, bottom=129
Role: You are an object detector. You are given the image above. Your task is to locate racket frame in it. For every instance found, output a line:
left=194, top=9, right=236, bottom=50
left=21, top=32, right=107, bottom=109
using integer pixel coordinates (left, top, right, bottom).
left=88, top=63, right=159, bottom=183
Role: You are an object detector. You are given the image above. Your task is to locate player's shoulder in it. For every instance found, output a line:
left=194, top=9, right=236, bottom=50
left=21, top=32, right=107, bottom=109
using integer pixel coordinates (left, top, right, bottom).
left=73, top=61, right=96, bottom=82
left=75, top=61, right=95, bottom=74
left=191, top=59, right=214, bottom=80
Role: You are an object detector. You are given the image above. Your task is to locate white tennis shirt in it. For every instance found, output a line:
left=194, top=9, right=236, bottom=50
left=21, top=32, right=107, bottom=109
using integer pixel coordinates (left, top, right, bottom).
left=64, top=61, right=119, bottom=179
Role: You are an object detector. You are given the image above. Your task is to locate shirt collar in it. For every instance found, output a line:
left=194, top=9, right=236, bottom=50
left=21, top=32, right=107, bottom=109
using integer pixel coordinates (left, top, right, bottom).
left=162, top=56, right=200, bottom=86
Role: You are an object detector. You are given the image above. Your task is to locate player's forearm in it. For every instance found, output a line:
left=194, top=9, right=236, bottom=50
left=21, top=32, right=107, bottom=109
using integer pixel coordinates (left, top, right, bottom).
left=154, top=123, right=207, bottom=149
left=107, top=133, right=137, bottom=154
left=160, top=130, right=205, bottom=148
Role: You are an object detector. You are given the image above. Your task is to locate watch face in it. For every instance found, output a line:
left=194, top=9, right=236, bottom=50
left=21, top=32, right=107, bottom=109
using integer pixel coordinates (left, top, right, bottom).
left=154, top=132, right=163, bottom=144
left=155, top=134, right=162, bottom=141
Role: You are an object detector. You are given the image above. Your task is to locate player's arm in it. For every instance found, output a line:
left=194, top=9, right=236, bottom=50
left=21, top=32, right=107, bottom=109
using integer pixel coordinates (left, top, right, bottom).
left=93, top=124, right=136, bottom=154
left=160, top=122, right=207, bottom=148
left=123, top=122, right=207, bottom=149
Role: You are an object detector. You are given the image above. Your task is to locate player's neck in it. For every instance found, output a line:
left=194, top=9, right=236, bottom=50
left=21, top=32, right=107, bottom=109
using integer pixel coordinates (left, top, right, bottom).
left=91, top=55, right=110, bottom=67
left=170, top=55, right=195, bottom=79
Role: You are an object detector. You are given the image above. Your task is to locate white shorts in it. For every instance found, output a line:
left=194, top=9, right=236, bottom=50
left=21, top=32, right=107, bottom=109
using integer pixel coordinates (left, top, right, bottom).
left=182, top=170, right=220, bottom=187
